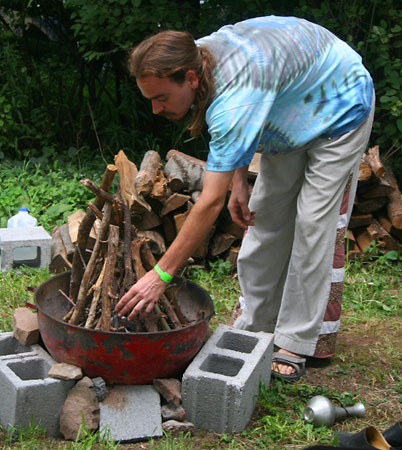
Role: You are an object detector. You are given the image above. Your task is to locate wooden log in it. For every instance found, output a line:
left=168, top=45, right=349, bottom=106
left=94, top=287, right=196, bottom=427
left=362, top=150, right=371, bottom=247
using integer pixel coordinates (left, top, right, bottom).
left=383, top=166, right=402, bottom=229
left=69, top=201, right=113, bottom=325
left=99, top=224, right=120, bottom=331
left=85, top=259, right=106, bottom=328
left=358, top=177, right=395, bottom=199
left=210, top=232, right=236, bottom=257
left=58, top=223, right=75, bottom=262
left=376, top=210, right=402, bottom=241
left=348, top=213, right=373, bottom=229
left=114, top=150, right=151, bottom=212
left=354, top=228, right=374, bottom=252
left=49, top=226, right=71, bottom=274
left=68, top=209, right=97, bottom=250
left=149, top=169, right=168, bottom=203
left=132, top=209, right=162, bottom=231
left=87, top=202, right=103, bottom=221
left=355, top=197, right=388, bottom=214
left=135, top=150, right=162, bottom=197
left=362, top=145, right=384, bottom=178
left=136, top=230, right=166, bottom=256
left=80, top=179, right=118, bottom=205
left=345, top=229, right=358, bottom=251
left=219, top=221, right=245, bottom=240
left=192, top=226, right=215, bottom=260
left=226, top=245, right=240, bottom=270
left=161, top=193, right=191, bottom=216
left=162, top=214, right=177, bottom=244
left=173, top=209, right=190, bottom=234
left=122, top=202, right=135, bottom=295
left=164, top=149, right=205, bottom=192
left=358, top=159, right=372, bottom=182
left=69, top=164, right=117, bottom=303
left=366, top=218, right=399, bottom=250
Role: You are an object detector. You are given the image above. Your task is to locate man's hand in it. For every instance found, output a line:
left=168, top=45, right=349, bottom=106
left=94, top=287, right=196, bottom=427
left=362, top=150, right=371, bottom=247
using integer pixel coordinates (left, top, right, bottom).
left=228, top=166, right=255, bottom=229
left=115, top=269, right=167, bottom=321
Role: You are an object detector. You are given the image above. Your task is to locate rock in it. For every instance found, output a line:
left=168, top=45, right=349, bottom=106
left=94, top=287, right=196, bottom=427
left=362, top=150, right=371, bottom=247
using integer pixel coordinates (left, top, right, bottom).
left=48, top=363, right=83, bottom=380
left=153, top=378, right=182, bottom=406
left=12, top=307, right=39, bottom=346
left=59, top=376, right=99, bottom=440
left=161, top=404, right=186, bottom=422
left=92, top=377, right=108, bottom=402
left=162, top=420, right=194, bottom=433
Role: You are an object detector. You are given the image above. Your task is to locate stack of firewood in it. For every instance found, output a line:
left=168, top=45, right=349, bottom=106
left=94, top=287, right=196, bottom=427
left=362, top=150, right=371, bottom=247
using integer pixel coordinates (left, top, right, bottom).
left=50, top=147, right=401, bottom=329
left=347, top=145, right=402, bottom=258
left=50, top=148, right=246, bottom=278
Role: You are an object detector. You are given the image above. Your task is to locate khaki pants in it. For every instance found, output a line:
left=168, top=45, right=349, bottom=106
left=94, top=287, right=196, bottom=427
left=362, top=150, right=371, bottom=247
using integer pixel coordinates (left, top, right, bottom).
left=234, top=98, right=375, bottom=356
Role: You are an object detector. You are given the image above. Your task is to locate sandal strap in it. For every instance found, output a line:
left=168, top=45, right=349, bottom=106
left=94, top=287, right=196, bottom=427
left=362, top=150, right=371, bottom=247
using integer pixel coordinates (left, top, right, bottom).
left=272, top=352, right=306, bottom=365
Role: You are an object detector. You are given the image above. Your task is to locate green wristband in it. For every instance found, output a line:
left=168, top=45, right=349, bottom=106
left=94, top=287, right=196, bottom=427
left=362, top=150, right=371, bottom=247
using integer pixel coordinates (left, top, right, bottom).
left=154, top=264, right=173, bottom=284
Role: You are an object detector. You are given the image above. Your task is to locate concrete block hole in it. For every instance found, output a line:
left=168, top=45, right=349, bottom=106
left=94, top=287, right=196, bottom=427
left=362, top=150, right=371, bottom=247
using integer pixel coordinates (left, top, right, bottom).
left=0, top=339, right=32, bottom=357
left=200, top=354, right=244, bottom=377
left=216, top=332, right=258, bottom=354
left=7, top=358, right=51, bottom=380
left=11, top=246, right=41, bottom=268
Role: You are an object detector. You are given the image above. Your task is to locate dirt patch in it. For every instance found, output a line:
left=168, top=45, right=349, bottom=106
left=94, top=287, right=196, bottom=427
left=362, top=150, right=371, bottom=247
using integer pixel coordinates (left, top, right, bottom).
left=305, top=317, right=402, bottom=427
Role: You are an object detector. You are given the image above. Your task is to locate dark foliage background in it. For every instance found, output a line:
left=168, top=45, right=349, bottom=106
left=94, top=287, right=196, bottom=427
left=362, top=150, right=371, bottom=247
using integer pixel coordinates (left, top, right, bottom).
left=0, top=0, right=401, bottom=180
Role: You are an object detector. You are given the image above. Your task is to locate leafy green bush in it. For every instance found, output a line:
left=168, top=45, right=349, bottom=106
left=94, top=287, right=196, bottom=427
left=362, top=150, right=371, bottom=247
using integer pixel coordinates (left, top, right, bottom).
left=0, top=160, right=101, bottom=231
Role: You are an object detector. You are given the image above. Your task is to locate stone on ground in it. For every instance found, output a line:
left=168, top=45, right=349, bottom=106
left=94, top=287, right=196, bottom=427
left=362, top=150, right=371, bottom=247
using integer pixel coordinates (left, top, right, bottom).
left=48, top=362, right=83, bottom=380
left=12, top=307, right=39, bottom=346
left=59, top=376, right=99, bottom=440
left=153, top=378, right=181, bottom=406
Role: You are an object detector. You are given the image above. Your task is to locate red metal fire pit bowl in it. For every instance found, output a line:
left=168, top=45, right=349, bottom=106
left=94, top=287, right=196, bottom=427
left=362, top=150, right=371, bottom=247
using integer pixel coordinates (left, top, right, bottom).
left=34, top=271, right=214, bottom=385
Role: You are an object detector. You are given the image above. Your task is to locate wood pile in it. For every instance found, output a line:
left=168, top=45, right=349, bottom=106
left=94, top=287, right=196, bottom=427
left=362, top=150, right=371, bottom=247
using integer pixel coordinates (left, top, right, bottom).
left=348, top=145, right=402, bottom=258
left=50, top=147, right=401, bottom=329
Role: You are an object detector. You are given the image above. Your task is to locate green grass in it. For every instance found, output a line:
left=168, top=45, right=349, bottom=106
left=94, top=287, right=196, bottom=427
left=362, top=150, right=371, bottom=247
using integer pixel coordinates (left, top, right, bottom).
left=343, top=247, right=402, bottom=319
left=0, top=267, right=51, bottom=332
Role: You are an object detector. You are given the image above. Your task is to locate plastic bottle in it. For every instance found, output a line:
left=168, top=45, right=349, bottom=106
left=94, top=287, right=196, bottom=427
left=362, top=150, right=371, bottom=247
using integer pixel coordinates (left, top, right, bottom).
left=7, top=208, right=38, bottom=262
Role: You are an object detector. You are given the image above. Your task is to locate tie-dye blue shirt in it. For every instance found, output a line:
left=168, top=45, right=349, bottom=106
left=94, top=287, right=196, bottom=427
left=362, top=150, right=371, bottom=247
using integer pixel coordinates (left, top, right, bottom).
left=196, top=16, right=373, bottom=172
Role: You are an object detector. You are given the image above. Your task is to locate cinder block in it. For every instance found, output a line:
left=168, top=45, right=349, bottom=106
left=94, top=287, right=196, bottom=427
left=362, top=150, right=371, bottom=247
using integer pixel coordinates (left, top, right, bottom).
left=99, top=385, right=162, bottom=442
left=0, top=332, right=49, bottom=362
left=0, top=226, right=52, bottom=271
left=182, top=324, right=274, bottom=433
left=0, top=339, right=75, bottom=437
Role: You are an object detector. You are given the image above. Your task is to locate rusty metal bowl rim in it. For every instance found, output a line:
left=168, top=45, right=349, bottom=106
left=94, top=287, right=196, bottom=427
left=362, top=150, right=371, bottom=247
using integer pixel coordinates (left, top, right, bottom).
left=34, top=270, right=214, bottom=336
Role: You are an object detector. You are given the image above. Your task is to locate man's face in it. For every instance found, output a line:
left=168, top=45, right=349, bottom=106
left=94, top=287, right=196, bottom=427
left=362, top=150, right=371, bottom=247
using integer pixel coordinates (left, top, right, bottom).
left=137, top=71, right=199, bottom=121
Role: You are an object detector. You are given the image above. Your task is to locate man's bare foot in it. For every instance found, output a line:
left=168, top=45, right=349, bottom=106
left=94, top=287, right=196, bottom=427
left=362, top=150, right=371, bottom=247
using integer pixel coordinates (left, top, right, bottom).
left=272, top=349, right=301, bottom=376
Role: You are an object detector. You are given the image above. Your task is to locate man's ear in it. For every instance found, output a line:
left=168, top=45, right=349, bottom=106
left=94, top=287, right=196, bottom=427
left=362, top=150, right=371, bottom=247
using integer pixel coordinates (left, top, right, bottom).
left=185, top=70, right=199, bottom=89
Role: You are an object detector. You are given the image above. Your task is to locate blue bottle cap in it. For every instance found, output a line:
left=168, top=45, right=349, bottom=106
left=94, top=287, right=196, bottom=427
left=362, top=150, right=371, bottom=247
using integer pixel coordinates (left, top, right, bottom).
left=19, top=208, right=29, bottom=212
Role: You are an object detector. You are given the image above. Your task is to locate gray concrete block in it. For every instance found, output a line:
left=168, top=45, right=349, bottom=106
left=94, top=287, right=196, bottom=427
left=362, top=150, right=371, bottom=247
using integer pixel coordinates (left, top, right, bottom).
left=99, top=385, right=162, bottom=442
left=0, top=340, right=75, bottom=437
left=0, top=226, right=52, bottom=271
left=0, top=332, right=49, bottom=362
left=182, top=324, right=274, bottom=433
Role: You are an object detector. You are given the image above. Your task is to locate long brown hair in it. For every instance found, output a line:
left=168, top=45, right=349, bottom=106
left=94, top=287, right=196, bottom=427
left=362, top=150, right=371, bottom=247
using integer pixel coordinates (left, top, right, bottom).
left=128, top=31, right=216, bottom=137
